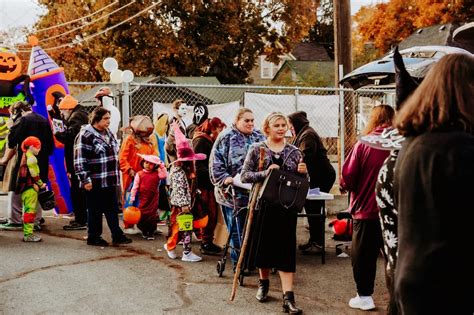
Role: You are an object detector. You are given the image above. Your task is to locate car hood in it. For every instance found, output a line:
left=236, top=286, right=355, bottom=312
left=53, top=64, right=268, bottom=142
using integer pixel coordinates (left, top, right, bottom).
left=340, top=45, right=472, bottom=89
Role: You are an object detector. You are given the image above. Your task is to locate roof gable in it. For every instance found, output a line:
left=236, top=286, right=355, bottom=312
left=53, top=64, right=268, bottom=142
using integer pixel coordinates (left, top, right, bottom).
left=291, top=42, right=332, bottom=61
left=272, top=60, right=335, bottom=86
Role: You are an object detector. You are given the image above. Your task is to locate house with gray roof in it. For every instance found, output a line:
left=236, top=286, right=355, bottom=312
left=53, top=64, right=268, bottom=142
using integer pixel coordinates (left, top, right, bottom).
left=248, top=42, right=333, bottom=85
left=398, top=23, right=474, bottom=54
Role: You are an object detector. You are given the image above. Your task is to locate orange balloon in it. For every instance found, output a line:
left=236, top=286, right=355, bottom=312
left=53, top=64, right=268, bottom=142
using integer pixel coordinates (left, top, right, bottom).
left=123, top=206, right=141, bottom=225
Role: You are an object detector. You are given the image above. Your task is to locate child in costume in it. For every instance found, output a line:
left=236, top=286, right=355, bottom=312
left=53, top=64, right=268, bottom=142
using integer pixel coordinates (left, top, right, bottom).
left=16, top=136, right=46, bottom=242
left=164, top=122, right=206, bottom=262
left=119, top=115, right=157, bottom=235
left=129, top=154, right=167, bottom=240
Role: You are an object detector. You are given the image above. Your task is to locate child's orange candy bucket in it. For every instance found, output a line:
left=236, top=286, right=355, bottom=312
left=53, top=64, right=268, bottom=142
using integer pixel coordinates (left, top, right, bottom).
left=123, top=206, right=141, bottom=225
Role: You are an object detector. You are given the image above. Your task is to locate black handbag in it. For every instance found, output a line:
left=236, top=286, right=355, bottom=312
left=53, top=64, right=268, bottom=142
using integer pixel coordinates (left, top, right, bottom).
left=258, top=150, right=309, bottom=212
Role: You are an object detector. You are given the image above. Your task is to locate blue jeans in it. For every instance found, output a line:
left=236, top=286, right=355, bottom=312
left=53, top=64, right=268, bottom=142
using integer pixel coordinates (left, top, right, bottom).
left=221, top=205, right=247, bottom=266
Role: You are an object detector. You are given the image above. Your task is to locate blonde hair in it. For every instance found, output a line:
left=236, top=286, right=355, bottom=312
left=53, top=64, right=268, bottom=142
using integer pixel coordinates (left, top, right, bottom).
left=234, top=108, right=253, bottom=124
left=172, top=99, right=184, bottom=110
left=262, top=112, right=288, bottom=137
left=362, top=105, right=395, bottom=135
left=154, top=113, right=169, bottom=137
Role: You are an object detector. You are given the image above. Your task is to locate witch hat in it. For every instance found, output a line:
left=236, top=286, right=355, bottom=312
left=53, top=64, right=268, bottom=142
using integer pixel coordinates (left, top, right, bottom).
left=394, top=46, right=419, bottom=110
left=172, top=122, right=206, bottom=162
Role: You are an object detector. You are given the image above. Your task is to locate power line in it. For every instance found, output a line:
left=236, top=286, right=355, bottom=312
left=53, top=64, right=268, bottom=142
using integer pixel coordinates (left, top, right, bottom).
left=40, top=0, right=136, bottom=44
left=35, top=0, right=119, bottom=33
left=17, top=1, right=161, bottom=53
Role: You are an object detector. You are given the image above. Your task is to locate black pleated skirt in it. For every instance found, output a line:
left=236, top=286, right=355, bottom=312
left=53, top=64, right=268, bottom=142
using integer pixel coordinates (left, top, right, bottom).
left=251, top=200, right=298, bottom=272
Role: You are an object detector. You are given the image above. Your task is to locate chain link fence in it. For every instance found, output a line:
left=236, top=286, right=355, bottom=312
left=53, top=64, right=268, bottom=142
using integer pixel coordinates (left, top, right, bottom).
left=69, top=82, right=395, bottom=168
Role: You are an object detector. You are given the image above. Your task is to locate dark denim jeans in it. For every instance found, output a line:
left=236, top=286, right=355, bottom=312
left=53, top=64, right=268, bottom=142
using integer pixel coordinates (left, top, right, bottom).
left=85, top=186, right=124, bottom=242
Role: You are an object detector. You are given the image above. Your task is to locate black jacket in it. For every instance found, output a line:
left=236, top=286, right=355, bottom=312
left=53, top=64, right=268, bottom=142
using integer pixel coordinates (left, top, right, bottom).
left=192, top=134, right=214, bottom=190
left=8, top=112, right=54, bottom=191
left=55, top=105, right=89, bottom=173
left=289, top=111, right=335, bottom=192
left=393, top=131, right=474, bottom=315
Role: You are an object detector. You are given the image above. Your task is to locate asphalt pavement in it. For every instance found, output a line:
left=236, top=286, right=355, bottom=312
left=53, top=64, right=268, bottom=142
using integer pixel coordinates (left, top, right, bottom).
left=0, top=194, right=388, bottom=314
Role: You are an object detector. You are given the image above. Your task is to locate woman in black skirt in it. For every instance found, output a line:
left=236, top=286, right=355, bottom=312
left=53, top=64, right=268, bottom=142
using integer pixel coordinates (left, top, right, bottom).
left=241, top=112, right=307, bottom=314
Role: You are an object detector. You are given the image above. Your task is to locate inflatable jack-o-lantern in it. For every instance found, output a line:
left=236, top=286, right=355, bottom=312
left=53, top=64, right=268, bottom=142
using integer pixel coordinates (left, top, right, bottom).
left=0, top=51, right=22, bottom=81
left=0, top=49, right=33, bottom=117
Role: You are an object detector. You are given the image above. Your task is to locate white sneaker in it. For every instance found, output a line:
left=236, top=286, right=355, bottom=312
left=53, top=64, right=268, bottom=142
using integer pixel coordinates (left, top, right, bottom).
left=348, top=294, right=375, bottom=311
left=124, top=226, right=140, bottom=235
left=23, top=235, right=42, bottom=242
left=181, top=251, right=202, bottom=262
left=164, top=244, right=177, bottom=259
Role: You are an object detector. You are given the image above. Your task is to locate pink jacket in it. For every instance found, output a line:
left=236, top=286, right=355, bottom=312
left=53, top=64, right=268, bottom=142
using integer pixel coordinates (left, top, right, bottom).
left=340, top=127, right=390, bottom=220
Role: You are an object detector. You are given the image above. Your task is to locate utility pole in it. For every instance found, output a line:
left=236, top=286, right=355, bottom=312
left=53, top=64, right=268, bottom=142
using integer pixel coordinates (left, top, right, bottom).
left=334, top=0, right=352, bottom=85
left=334, top=0, right=355, bottom=171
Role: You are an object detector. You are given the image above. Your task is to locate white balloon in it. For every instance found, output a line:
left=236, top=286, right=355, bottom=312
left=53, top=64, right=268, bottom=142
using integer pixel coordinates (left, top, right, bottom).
left=122, top=70, right=134, bottom=83
left=110, top=69, right=123, bottom=84
left=103, top=57, right=118, bottom=72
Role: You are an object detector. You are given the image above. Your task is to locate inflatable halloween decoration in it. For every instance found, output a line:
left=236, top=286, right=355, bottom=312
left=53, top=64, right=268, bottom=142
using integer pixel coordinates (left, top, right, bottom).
left=0, top=48, right=34, bottom=164
left=27, top=36, right=72, bottom=214
left=0, top=49, right=34, bottom=117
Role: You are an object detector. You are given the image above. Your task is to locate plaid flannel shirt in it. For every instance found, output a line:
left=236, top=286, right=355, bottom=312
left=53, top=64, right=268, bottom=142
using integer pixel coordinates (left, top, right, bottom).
left=74, top=124, right=120, bottom=188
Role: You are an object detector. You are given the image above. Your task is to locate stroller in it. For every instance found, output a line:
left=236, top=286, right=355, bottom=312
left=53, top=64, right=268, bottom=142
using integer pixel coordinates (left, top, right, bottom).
left=216, top=185, right=252, bottom=285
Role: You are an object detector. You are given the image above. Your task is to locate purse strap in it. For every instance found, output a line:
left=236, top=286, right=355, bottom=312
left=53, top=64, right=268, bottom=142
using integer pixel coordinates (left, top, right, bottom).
left=258, top=146, right=265, bottom=171
left=262, top=142, right=299, bottom=170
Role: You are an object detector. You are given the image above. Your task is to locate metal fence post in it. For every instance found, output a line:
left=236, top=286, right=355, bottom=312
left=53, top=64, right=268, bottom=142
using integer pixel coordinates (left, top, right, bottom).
left=122, top=82, right=130, bottom=126
left=294, top=87, right=299, bottom=112
left=339, top=65, right=345, bottom=165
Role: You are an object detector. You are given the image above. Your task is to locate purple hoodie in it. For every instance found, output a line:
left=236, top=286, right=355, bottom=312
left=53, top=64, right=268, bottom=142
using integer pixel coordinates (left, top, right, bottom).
left=340, top=127, right=390, bottom=220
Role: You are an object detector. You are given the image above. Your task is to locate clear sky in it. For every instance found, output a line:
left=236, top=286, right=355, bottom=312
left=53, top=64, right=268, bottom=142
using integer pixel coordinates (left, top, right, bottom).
left=0, top=0, right=388, bottom=31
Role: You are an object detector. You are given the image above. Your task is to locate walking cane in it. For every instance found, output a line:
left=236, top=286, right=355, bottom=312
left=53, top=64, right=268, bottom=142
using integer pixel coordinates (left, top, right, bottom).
left=230, top=147, right=265, bottom=301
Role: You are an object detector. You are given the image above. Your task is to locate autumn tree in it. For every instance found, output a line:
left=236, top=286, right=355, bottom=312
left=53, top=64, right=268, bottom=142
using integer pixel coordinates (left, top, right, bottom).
left=352, top=0, right=473, bottom=67
left=26, top=0, right=318, bottom=83
left=306, top=0, right=334, bottom=59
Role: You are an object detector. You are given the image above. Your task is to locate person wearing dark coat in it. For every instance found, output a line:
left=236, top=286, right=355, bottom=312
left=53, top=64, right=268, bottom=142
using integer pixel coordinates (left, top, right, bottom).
left=54, top=95, right=89, bottom=230
left=0, top=101, right=54, bottom=230
left=288, top=111, right=335, bottom=253
left=192, top=117, right=226, bottom=255
left=394, top=53, right=474, bottom=314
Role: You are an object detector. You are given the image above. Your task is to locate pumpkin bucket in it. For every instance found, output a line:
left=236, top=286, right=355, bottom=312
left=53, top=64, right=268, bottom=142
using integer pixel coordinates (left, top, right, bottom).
left=123, top=206, right=141, bottom=225
left=177, top=213, right=193, bottom=231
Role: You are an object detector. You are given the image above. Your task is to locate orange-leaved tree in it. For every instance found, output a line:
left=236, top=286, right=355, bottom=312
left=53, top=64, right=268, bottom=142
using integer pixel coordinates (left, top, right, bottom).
left=352, top=0, right=472, bottom=67
left=23, top=0, right=318, bottom=83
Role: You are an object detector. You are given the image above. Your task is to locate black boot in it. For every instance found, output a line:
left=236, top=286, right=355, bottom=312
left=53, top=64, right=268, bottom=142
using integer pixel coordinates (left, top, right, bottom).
left=282, top=291, right=302, bottom=314
left=255, top=279, right=269, bottom=302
